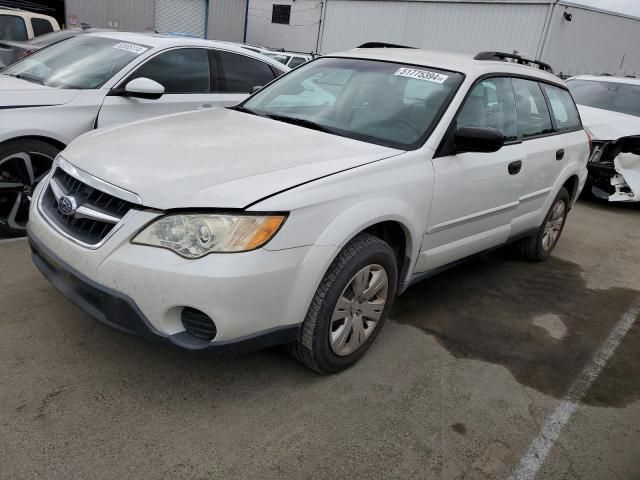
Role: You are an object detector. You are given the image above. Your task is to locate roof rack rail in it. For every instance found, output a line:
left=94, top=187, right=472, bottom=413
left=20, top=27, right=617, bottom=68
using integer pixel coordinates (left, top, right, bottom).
left=474, top=51, right=554, bottom=74
left=358, top=42, right=416, bottom=49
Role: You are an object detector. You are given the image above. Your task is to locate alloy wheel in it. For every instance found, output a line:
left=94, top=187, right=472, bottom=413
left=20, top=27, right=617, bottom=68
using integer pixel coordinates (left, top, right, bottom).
left=541, top=199, right=566, bottom=252
left=0, top=151, right=54, bottom=234
left=329, top=264, right=389, bottom=356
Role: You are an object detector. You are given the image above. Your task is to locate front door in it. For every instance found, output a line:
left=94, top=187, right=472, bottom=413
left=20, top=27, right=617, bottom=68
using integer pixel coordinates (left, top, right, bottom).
left=415, top=77, right=524, bottom=272
left=97, top=47, right=218, bottom=128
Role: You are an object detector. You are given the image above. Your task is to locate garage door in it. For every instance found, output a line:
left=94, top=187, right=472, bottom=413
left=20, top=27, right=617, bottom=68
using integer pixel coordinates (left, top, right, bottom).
left=155, top=0, right=207, bottom=38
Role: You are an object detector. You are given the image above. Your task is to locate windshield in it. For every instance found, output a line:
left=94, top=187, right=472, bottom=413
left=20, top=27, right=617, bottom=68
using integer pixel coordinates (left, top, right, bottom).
left=242, top=57, right=463, bottom=149
left=1, top=36, right=149, bottom=89
left=567, top=79, right=640, bottom=117
left=28, top=29, right=80, bottom=46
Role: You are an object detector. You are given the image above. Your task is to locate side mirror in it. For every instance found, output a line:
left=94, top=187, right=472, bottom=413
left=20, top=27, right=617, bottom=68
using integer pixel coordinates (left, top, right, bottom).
left=124, top=77, right=165, bottom=100
left=251, top=85, right=263, bottom=94
left=454, top=126, right=504, bottom=154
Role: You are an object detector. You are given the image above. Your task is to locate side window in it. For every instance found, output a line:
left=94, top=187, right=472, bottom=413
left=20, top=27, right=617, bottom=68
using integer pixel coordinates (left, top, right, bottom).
left=512, top=78, right=553, bottom=138
left=540, top=84, right=581, bottom=131
left=217, top=51, right=276, bottom=93
left=288, top=56, right=307, bottom=69
left=0, top=15, right=28, bottom=41
left=457, top=77, right=517, bottom=141
left=127, top=48, right=210, bottom=94
left=31, top=18, right=54, bottom=37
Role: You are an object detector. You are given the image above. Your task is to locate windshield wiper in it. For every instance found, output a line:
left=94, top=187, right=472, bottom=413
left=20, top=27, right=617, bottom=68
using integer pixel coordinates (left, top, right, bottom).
left=6, top=73, right=44, bottom=85
left=227, top=105, right=266, bottom=117
left=264, top=113, right=335, bottom=134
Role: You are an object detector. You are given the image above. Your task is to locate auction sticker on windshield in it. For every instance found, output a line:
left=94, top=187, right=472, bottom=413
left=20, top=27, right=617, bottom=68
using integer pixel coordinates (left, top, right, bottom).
left=112, top=42, right=148, bottom=55
left=394, top=67, right=449, bottom=84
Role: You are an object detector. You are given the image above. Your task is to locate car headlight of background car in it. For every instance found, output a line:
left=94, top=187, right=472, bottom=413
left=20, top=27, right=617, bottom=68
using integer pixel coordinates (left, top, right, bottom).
left=132, top=214, right=286, bottom=258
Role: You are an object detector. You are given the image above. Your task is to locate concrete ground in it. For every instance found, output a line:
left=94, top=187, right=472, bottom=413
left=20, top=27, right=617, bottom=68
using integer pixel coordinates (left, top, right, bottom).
left=0, top=199, right=638, bottom=480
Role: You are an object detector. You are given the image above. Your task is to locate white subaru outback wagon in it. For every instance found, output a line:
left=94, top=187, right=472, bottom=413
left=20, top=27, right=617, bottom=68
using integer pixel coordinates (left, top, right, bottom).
left=28, top=47, right=589, bottom=373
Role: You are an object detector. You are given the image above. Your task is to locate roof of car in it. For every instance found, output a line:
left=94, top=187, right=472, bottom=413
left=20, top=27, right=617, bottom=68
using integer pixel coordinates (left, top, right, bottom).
left=568, top=74, right=640, bottom=85
left=0, top=7, right=57, bottom=21
left=268, top=51, right=312, bottom=58
left=84, top=32, right=289, bottom=70
left=331, top=47, right=564, bottom=85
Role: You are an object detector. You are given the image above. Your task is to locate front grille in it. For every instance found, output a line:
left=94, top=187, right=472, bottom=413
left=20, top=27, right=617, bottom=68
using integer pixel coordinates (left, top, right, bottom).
left=41, top=168, right=136, bottom=246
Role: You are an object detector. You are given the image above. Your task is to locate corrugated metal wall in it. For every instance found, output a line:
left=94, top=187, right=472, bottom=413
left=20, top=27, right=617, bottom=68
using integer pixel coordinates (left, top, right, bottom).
left=155, top=0, right=207, bottom=37
left=64, top=0, right=154, bottom=31
left=245, top=0, right=322, bottom=52
left=64, top=0, right=247, bottom=41
left=319, top=1, right=549, bottom=56
left=208, top=0, right=247, bottom=42
left=541, top=4, right=640, bottom=76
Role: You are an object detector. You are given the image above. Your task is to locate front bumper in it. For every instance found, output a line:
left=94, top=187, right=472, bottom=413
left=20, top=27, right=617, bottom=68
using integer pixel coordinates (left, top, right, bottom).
left=28, top=230, right=302, bottom=352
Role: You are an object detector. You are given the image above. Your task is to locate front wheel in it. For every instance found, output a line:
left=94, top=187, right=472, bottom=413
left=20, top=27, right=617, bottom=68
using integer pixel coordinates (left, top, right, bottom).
left=0, top=139, right=59, bottom=237
left=516, top=187, right=570, bottom=262
left=289, top=233, right=398, bottom=374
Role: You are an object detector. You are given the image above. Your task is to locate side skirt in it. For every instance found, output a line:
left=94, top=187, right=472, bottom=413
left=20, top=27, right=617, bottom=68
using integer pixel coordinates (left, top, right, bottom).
left=398, top=227, right=539, bottom=294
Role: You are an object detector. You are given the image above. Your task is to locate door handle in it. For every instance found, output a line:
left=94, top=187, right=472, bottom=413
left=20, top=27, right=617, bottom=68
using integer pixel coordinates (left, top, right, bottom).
left=195, top=103, right=213, bottom=111
left=556, top=149, right=565, bottom=161
left=508, top=160, right=523, bottom=175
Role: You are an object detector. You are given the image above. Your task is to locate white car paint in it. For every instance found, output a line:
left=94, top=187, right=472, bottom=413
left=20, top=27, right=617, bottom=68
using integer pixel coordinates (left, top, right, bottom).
left=29, top=48, right=589, bottom=352
left=0, top=31, right=289, bottom=146
left=578, top=105, right=640, bottom=140
left=570, top=75, right=640, bottom=202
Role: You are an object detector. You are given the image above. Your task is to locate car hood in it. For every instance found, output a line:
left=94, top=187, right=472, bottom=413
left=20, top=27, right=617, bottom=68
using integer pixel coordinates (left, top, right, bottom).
left=0, top=75, right=80, bottom=106
left=62, top=108, right=403, bottom=209
left=578, top=105, right=640, bottom=140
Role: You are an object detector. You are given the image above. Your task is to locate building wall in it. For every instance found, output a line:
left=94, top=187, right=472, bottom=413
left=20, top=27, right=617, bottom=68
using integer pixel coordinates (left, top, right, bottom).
left=319, top=1, right=550, bottom=56
left=541, top=3, right=640, bottom=76
left=64, top=0, right=247, bottom=41
left=245, top=0, right=322, bottom=53
left=208, top=0, right=247, bottom=42
left=64, top=0, right=154, bottom=31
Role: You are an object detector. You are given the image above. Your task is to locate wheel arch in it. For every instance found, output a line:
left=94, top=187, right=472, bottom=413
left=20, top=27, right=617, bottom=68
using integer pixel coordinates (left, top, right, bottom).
left=363, top=220, right=411, bottom=289
left=562, top=174, right=580, bottom=206
left=310, top=198, right=423, bottom=294
left=0, top=135, right=67, bottom=152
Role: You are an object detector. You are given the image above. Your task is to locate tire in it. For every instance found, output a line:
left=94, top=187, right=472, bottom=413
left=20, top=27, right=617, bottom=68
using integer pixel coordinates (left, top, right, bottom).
left=289, top=233, right=398, bottom=374
left=516, top=187, right=570, bottom=262
left=0, top=139, right=59, bottom=237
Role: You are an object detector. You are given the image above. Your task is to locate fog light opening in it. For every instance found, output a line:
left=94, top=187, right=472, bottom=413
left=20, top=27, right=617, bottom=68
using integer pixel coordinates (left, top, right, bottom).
left=181, top=307, right=217, bottom=341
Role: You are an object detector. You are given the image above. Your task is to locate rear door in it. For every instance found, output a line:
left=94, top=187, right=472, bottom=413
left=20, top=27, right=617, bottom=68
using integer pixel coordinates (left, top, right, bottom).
left=213, top=50, right=283, bottom=107
left=416, top=77, right=525, bottom=272
left=510, top=78, right=565, bottom=233
left=539, top=82, right=587, bottom=191
left=97, top=47, right=216, bottom=128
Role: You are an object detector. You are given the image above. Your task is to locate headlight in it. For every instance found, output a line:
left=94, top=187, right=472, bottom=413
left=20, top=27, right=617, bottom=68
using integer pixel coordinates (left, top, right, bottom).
left=132, top=213, right=286, bottom=258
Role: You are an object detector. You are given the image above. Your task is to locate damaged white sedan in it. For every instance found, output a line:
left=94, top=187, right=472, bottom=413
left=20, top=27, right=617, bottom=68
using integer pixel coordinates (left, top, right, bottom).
left=567, top=75, right=640, bottom=202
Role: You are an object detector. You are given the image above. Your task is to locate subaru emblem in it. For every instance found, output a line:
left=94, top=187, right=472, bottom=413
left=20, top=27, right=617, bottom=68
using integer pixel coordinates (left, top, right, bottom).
left=58, top=195, right=78, bottom=216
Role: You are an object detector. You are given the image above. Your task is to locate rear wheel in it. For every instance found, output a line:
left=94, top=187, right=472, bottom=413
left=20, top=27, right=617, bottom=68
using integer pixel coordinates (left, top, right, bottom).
left=289, top=233, right=398, bottom=374
left=516, top=187, right=570, bottom=262
left=0, top=139, right=59, bottom=237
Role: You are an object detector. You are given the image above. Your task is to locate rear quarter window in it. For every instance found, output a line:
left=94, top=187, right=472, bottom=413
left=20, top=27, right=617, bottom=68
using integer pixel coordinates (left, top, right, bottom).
left=541, top=84, right=581, bottom=131
left=31, top=18, right=54, bottom=37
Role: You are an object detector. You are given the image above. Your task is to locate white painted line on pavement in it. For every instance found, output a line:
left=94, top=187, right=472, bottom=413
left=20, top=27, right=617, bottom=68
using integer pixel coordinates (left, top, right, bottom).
left=509, top=298, right=640, bottom=480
